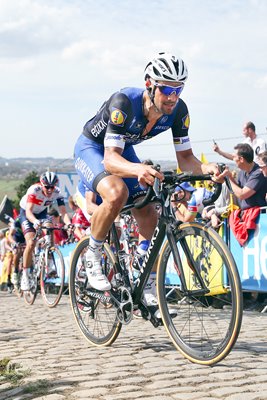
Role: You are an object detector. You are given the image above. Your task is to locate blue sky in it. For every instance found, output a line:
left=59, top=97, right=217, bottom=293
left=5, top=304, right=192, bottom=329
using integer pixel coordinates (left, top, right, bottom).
left=1, top=0, right=267, bottom=163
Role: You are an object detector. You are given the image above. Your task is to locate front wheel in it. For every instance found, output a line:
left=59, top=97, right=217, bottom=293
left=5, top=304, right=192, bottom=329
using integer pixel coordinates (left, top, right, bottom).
left=157, top=221, right=243, bottom=365
left=23, top=266, right=39, bottom=305
left=40, top=246, right=65, bottom=308
left=69, top=236, right=122, bottom=346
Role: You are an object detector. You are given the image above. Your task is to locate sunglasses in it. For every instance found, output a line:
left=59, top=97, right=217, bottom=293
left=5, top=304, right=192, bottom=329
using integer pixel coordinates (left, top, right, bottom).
left=44, top=185, right=55, bottom=189
left=152, top=79, right=184, bottom=96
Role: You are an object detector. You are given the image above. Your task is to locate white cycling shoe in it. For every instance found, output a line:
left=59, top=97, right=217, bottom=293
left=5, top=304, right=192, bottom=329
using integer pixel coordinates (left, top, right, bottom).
left=86, top=260, right=111, bottom=291
left=143, top=291, right=178, bottom=319
left=21, top=275, right=30, bottom=291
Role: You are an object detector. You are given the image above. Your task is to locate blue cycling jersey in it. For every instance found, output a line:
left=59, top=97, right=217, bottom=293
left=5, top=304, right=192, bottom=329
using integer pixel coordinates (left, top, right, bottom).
left=82, top=87, right=191, bottom=151
left=75, top=86, right=192, bottom=194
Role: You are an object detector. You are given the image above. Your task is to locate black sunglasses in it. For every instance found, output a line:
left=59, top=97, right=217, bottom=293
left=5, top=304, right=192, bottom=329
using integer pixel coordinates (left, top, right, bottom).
left=44, top=185, right=55, bottom=189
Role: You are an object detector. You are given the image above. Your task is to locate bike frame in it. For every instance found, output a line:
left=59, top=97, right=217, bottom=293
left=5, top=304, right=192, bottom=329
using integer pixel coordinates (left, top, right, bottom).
left=108, top=187, right=210, bottom=309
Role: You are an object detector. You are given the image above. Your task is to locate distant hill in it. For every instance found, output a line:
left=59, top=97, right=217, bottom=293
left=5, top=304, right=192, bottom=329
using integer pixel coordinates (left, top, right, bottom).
left=0, top=157, right=177, bottom=180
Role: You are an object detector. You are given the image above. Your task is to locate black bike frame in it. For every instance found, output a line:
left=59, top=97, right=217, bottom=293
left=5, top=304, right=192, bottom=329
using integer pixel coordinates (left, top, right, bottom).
left=109, top=186, right=211, bottom=308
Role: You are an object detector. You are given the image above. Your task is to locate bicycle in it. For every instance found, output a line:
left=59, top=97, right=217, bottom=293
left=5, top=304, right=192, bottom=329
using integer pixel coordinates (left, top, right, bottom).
left=69, top=170, right=243, bottom=365
left=23, top=221, right=66, bottom=307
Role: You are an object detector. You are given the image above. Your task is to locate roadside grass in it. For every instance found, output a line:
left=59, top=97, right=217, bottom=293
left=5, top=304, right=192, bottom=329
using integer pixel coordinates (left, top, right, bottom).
left=0, top=179, right=21, bottom=200
left=0, top=358, right=51, bottom=398
left=0, top=357, right=30, bottom=385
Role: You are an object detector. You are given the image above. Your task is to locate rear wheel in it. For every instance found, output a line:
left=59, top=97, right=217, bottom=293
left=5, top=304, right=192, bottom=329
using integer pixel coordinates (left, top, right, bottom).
left=69, top=236, right=122, bottom=346
left=40, top=246, right=65, bottom=307
left=157, top=221, right=243, bottom=365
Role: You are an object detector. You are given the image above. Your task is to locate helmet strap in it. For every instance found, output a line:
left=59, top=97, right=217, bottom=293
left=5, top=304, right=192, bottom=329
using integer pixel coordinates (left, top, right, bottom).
left=147, top=86, right=160, bottom=113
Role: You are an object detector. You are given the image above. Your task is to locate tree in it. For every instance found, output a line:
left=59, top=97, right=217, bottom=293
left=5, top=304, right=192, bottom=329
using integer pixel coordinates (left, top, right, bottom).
left=12, top=171, right=39, bottom=210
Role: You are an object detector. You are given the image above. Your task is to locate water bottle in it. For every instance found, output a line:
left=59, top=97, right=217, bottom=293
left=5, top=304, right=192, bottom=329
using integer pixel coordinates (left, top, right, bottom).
left=132, top=239, right=150, bottom=280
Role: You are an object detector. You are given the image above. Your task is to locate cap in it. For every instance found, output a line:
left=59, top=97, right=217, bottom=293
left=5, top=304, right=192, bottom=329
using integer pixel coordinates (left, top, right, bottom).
left=175, top=182, right=196, bottom=192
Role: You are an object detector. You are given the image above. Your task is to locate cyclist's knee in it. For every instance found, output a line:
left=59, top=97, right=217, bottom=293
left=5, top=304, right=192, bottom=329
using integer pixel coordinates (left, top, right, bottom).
left=99, top=178, right=129, bottom=210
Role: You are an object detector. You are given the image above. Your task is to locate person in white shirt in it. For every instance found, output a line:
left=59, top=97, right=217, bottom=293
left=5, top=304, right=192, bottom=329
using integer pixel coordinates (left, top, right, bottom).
left=213, top=121, right=266, bottom=164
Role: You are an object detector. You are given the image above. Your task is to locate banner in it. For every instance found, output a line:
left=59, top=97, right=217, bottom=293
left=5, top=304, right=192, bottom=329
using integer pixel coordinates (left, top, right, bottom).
left=0, top=195, right=14, bottom=225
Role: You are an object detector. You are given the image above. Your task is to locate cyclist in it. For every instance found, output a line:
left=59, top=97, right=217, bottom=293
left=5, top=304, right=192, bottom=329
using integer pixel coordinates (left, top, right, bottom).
left=74, top=52, right=225, bottom=312
left=19, top=172, right=71, bottom=291
left=7, top=218, right=26, bottom=290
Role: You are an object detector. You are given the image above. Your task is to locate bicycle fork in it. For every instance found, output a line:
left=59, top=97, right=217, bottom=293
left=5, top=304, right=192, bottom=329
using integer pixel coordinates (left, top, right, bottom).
left=166, top=225, right=210, bottom=296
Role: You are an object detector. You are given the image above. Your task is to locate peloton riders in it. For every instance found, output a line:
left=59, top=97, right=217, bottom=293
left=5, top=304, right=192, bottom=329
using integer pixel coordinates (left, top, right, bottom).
left=19, top=172, right=71, bottom=291
left=74, top=52, right=225, bottom=316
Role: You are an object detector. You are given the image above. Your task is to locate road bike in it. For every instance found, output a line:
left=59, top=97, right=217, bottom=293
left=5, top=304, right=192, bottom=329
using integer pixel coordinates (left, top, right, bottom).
left=69, top=170, right=243, bottom=365
left=23, top=221, right=66, bottom=307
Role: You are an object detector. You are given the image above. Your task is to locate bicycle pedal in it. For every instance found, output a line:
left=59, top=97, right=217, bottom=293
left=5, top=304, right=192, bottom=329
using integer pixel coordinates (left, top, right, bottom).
left=138, top=303, right=163, bottom=328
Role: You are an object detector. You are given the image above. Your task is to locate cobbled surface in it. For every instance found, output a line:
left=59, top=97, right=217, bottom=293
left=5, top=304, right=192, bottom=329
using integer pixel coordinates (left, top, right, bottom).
left=1, top=292, right=267, bottom=400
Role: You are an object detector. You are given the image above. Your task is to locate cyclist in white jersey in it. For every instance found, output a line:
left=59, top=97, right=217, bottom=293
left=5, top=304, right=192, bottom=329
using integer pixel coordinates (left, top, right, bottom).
left=19, top=172, right=71, bottom=291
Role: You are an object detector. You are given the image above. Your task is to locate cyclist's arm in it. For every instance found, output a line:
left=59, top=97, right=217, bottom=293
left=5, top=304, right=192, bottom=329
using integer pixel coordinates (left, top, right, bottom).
left=58, top=204, right=71, bottom=225
left=104, top=146, right=163, bottom=186
left=25, top=202, right=40, bottom=225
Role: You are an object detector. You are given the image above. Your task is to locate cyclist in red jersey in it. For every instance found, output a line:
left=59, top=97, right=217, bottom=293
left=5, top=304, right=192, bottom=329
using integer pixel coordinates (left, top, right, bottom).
left=19, top=172, right=71, bottom=291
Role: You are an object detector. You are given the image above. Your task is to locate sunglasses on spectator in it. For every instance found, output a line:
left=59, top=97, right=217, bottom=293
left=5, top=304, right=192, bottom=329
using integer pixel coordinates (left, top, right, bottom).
left=151, top=79, right=184, bottom=96
left=44, top=185, right=55, bottom=189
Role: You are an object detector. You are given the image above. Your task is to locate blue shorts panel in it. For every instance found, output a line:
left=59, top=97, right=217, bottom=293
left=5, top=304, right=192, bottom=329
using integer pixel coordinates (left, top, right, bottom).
left=74, top=134, right=146, bottom=202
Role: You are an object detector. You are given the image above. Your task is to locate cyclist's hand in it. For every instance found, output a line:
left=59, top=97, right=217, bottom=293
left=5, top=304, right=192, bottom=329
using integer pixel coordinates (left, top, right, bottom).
left=33, top=220, right=41, bottom=230
left=202, top=162, right=226, bottom=183
left=137, top=164, right=164, bottom=187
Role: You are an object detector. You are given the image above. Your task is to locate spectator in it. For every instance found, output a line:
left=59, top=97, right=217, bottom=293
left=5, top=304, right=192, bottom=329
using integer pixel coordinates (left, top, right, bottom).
left=213, top=121, right=266, bottom=164
left=202, top=182, right=238, bottom=228
left=225, top=143, right=267, bottom=209
left=172, top=182, right=213, bottom=222
left=68, top=195, right=90, bottom=240
left=258, top=151, right=267, bottom=177
left=47, top=208, right=68, bottom=246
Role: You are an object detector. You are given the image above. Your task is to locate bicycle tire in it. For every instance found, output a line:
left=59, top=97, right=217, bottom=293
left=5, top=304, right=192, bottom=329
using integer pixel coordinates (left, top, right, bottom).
left=69, top=236, right=122, bottom=346
left=40, top=246, right=65, bottom=308
left=23, top=268, right=38, bottom=306
left=157, top=221, right=243, bottom=365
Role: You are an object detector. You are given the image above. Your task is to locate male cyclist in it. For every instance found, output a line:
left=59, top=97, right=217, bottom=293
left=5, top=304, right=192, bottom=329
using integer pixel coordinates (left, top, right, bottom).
left=74, top=52, right=225, bottom=313
left=7, top=218, right=25, bottom=290
left=19, top=172, right=71, bottom=291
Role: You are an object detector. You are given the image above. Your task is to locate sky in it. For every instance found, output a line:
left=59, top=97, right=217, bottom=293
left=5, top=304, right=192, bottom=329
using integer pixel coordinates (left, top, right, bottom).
left=1, top=0, right=267, bottom=165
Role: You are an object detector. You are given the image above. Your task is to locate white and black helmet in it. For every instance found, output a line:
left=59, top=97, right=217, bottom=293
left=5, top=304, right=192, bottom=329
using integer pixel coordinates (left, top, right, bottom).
left=144, top=52, right=188, bottom=83
left=40, top=171, right=58, bottom=186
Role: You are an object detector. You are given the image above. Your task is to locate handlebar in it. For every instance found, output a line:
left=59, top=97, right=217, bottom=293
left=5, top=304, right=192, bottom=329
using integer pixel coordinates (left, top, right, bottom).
left=133, top=169, right=223, bottom=210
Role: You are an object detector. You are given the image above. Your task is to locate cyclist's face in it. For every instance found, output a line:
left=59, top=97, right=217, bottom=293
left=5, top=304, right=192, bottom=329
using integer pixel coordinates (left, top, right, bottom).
left=153, top=80, right=182, bottom=115
left=42, top=185, right=55, bottom=197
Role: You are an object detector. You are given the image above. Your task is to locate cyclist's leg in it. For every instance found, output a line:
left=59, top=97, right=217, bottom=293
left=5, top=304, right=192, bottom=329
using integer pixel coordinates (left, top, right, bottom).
left=74, top=136, right=128, bottom=291
left=19, top=209, right=45, bottom=290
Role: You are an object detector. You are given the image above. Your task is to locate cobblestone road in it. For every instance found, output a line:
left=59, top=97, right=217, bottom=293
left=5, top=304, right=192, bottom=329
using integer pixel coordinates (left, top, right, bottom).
left=1, top=291, right=267, bottom=400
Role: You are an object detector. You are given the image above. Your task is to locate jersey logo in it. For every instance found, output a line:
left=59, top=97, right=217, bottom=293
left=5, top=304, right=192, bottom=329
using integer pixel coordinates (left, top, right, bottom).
left=27, top=195, right=43, bottom=205
left=182, top=114, right=190, bottom=129
left=174, top=137, right=190, bottom=145
left=110, top=108, right=127, bottom=127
